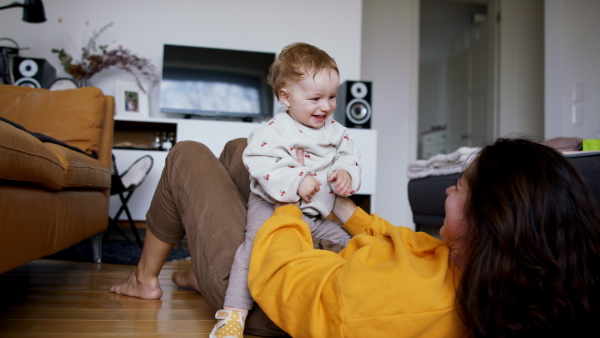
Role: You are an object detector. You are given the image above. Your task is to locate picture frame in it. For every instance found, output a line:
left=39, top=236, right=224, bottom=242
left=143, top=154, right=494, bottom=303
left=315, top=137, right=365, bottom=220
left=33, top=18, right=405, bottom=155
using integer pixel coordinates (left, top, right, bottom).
left=115, top=80, right=149, bottom=118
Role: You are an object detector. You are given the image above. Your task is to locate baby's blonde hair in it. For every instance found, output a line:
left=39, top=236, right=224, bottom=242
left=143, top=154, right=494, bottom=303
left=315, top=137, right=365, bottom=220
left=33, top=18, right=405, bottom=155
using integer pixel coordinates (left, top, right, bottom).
left=267, top=42, right=339, bottom=99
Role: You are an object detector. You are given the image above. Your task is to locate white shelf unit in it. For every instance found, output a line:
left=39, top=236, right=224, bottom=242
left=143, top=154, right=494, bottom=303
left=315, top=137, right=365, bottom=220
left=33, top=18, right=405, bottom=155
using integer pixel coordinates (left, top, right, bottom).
left=111, top=116, right=378, bottom=221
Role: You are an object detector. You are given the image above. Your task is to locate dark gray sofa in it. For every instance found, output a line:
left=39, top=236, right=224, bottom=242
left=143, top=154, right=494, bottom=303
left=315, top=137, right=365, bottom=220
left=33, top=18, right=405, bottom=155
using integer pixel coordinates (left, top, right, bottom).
left=408, top=152, right=600, bottom=231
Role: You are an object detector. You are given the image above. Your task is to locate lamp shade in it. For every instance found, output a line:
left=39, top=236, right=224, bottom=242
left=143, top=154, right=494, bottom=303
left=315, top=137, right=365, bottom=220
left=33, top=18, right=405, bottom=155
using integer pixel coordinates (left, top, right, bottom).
left=22, top=0, right=46, bottom=23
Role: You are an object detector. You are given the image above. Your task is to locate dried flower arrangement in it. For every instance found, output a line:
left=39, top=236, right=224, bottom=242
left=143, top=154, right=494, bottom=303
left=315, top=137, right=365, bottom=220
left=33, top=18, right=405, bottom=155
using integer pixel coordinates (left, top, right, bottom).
left=51, top=22, right=159, bottom=93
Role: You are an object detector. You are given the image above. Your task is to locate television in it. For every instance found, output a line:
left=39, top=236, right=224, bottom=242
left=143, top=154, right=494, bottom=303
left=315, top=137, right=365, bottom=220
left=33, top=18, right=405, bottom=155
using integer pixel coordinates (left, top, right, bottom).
left=159, top=44, right=276, bottom=122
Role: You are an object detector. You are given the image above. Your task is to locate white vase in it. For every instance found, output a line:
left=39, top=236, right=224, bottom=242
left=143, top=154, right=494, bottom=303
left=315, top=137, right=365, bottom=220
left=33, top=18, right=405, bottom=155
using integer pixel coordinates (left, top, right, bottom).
left=76, top=78, right=91, bottom=87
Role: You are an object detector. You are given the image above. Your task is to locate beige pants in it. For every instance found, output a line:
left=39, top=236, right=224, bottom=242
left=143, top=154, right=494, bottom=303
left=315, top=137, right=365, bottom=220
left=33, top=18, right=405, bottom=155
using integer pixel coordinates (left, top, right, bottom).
left=146, top=139, right=343, bottom=337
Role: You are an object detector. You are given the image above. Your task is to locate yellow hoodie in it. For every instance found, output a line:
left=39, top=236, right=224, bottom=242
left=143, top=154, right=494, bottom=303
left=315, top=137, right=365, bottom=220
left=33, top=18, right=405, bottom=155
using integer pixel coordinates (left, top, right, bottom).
left=248, top=205, right=467, bottom=338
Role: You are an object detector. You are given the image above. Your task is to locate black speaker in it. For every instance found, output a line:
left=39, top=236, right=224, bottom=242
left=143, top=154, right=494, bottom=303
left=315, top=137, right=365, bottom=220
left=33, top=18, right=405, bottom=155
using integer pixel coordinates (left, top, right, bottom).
left=9, top=56, right=56, bottom=88
left=334, top=80, right=372, bottom=129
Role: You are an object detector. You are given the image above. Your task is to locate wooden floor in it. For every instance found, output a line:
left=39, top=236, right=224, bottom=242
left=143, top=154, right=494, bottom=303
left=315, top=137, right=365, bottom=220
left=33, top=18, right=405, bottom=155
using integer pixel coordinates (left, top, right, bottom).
left=0, top=258, right=261, bottom=337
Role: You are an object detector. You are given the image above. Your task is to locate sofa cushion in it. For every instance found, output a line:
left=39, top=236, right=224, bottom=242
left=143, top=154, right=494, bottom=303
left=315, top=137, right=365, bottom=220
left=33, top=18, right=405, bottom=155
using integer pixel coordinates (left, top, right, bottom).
left=0, top=85, right=106, bottom=155
left=0, top=120, right=64, bottom=190
left=46, top=143, right=110, bottom=189
left=0, top=121, right=110, bottom=190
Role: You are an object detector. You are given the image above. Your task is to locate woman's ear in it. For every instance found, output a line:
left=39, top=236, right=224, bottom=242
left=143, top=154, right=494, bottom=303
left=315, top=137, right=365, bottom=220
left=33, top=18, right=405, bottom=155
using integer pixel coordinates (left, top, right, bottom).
left=278, top=89, right=290, bottom=108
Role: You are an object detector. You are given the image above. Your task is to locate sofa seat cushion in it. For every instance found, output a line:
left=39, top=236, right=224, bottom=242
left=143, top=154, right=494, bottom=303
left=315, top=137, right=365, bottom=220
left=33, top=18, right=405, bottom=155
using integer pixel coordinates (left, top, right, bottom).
left=0, top=85, right=106, bottom=155
left=0, top=121, right=110, bottom=190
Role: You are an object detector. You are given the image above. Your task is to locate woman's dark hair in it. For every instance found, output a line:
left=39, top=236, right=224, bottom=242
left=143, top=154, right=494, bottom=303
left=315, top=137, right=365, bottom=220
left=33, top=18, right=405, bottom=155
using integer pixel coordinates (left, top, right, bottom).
left=456, top=138, right=600, bottom=337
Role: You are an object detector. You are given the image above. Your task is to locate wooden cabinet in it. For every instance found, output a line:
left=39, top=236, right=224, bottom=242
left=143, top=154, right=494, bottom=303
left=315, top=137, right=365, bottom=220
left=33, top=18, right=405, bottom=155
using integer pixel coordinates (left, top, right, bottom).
left=111, top=116, right=378, bottom=220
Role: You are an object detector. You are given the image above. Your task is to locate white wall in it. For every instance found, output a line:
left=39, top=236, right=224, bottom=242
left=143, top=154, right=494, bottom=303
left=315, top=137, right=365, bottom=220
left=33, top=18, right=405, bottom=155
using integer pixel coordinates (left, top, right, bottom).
left=1, top=0, right=363, bottom=117
left=362, top=0, right=420, bottom=228
left=497, top=0, right=544, bottom=140
left=545, top=0, right=600, bottom=140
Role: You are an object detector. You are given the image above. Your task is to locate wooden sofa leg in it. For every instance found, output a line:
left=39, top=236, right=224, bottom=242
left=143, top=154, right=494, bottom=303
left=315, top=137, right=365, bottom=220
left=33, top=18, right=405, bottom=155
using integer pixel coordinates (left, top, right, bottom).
left=91, top=234, right=102, bottom=263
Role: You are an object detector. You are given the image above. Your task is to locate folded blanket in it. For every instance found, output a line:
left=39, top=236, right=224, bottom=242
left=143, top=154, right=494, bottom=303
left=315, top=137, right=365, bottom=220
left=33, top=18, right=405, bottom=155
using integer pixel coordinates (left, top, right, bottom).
left=407, top=147, right=480, bottom=179
left=541, top=137, right=582, bottom=152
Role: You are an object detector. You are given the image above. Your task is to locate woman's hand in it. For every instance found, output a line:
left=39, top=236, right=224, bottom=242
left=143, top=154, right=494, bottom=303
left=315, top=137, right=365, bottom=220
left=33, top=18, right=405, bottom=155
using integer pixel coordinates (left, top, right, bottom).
left=296, top=148, right=322, bottom=203
left=298, top=176, right=321, bottom=203
left=274, top=148, right=312, bottom=209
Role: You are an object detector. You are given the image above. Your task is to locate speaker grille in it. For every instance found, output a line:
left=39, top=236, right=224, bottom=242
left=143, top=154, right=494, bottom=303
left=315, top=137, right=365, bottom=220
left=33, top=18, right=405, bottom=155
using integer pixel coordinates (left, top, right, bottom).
left=346, top=98, right=371, bottom=125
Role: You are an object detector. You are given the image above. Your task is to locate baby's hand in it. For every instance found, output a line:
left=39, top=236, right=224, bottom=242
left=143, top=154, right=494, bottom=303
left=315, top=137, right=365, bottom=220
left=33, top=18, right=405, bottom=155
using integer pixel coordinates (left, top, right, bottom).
left=298, top=175, right=321, bottom=203
left=328, top=170, right=353, bottom=196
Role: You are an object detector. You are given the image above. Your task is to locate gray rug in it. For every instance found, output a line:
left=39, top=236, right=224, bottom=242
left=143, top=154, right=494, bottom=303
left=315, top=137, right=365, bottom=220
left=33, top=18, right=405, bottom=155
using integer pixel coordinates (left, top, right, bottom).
left=45, top=238, right=190, bottom=265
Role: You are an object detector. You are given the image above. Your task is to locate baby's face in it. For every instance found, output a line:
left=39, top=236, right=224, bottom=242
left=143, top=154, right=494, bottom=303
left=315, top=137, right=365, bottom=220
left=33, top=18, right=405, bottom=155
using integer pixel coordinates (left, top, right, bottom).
left=280, top=69, right=340, bottom=129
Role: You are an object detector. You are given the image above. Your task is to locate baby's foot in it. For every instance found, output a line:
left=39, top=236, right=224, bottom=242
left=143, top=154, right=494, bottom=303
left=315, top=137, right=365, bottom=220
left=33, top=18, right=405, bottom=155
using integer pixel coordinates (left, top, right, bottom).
left=209, top=309, right=246, bottom=338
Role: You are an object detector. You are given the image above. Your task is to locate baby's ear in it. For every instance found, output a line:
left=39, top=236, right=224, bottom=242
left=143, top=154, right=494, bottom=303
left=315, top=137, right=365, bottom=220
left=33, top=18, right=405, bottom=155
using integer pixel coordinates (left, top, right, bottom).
left=278, top=88, right=290, bottom=107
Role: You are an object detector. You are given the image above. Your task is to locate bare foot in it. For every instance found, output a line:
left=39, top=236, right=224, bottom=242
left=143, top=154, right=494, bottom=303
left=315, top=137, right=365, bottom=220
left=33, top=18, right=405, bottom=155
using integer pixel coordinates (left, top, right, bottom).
left=172, top=268, right=201, bottom=293
left=109, top=268, right=163, bottom=299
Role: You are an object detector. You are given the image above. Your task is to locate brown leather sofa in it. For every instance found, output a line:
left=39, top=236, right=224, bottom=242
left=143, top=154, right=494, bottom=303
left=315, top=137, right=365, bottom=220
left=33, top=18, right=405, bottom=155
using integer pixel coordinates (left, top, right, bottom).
left=0, top=85, right=114, bottom=273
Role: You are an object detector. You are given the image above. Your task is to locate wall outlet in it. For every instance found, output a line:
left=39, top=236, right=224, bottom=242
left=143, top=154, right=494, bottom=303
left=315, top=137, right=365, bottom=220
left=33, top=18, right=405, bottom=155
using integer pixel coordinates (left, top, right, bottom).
left=572, top=104, right=583, bottom=125
left=572, top=82, right=584, bottom=102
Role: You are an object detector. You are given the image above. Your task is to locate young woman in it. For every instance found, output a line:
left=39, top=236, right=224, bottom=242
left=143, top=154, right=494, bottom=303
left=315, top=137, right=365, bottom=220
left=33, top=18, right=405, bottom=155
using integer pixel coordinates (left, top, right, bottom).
left=249, top=138, right=600, bottom=337
left=111, top=138, right=600, bottom=337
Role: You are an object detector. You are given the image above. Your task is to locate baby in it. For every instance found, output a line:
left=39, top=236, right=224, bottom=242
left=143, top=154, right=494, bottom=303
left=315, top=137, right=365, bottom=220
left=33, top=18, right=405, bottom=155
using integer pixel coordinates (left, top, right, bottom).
left=210, top=42, right=362, bottom=338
